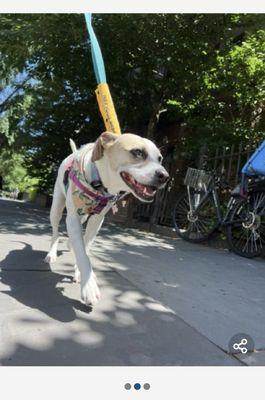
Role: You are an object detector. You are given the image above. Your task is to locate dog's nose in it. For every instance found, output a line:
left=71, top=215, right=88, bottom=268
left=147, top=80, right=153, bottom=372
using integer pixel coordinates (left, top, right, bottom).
left=155, top=169, right=169, bottom=185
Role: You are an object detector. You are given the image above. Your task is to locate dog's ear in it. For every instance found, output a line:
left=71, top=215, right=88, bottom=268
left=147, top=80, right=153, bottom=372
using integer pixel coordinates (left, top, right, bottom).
left=91, top=132, right=118, bottom=162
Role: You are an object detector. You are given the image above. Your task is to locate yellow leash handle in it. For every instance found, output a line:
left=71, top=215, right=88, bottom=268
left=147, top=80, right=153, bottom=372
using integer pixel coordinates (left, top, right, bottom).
left=95, top=83, right=121, bottom=135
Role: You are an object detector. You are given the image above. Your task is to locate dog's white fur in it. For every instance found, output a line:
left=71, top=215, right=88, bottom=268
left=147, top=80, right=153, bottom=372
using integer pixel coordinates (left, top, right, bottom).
left=45, top=132, right=168, bottom=306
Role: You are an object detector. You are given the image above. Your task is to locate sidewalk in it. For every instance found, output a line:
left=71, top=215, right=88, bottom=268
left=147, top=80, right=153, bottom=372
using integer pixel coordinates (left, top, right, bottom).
left=92, top=223, right=265, bottom=366
left=0, top=198, right=263, bottom=365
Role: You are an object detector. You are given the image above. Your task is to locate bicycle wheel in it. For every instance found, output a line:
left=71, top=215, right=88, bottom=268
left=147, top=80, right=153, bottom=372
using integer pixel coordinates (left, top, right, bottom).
left=172, top=189, right=220, bottom=243
left=226, top=190, right=265, bottom=258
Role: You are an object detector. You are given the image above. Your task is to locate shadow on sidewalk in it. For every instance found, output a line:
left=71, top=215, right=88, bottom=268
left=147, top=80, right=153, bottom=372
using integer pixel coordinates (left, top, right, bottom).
left=0, top=242, right=77, bottom=323
left=0, top=266, right=238, bottom=366
left=0, top=199, right=241, bottom=366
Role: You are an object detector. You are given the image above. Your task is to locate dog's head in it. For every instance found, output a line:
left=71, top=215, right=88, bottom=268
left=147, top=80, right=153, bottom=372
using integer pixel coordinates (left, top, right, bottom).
left=92, top=132, right=169, bottom=202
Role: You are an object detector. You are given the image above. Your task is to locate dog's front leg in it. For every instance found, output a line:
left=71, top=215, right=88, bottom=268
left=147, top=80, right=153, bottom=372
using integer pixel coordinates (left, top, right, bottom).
left=73, top=213, right=105, bottom=284
left=66, top=206, right=100, bottom=306
left=84, top=213, right=105, bottom=250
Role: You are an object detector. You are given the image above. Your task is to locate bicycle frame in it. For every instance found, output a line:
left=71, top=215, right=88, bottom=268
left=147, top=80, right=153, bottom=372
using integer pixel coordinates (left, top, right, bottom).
left=186, top=182, right=245, bottom=228
left=185, top=167, right=265, bottom=238
left=186, top=183, right=223, bottom=223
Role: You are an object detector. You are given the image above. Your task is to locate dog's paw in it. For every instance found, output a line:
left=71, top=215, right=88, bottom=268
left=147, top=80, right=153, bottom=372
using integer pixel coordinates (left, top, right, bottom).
left=81, top=273, right=101, bottom=306
left=73, top=265, right=81, bottom=283
left=44, top=253, right=57, bottom=264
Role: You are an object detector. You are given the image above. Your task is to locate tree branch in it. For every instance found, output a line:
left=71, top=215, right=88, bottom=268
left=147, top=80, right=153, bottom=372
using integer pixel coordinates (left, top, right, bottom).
left=0, top=76, right=31, bottom=113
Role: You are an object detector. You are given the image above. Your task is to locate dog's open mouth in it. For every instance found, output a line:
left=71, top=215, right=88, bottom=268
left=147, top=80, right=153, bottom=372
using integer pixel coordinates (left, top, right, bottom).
left=120, top=171, right=156, bottom=202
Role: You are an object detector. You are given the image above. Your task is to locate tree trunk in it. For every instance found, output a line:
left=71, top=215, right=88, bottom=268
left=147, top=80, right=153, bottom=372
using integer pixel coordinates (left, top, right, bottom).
left=146, top=86, right=169, bottom=140
left=146, top=101, right=166, bottom=140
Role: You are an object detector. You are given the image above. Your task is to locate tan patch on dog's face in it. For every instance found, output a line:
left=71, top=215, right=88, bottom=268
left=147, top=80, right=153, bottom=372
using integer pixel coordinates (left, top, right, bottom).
left=105, top=134, right=150, bottom=169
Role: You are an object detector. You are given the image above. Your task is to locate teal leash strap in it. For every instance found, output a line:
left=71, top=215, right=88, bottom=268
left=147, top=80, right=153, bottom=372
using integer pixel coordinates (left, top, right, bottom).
left=84, top=13, right=107, bottom=84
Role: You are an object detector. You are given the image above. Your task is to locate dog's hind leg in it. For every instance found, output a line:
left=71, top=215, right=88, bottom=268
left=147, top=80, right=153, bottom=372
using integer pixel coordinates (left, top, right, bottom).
left=45, top=184, right=65, bottom=264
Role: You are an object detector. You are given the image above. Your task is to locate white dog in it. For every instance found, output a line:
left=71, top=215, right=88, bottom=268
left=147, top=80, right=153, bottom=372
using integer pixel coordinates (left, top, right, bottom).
left=45, top=132, right=169, bottom=306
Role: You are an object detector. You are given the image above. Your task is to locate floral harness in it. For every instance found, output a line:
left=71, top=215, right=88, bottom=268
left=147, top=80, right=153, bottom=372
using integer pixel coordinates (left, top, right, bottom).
left=64, top=145, right=123, bottom=217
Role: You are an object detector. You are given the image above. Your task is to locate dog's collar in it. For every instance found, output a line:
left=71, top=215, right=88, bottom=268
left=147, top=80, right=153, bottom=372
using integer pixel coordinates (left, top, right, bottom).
left=89, top=162, right=108, bottom=193
left=68, top=167, right=114, bottom=201
left=88, top=163, right=127, bottom=200
left=66, top=153, right=126, bottom=212
left=88, top=160, right=126, bottom=199
left=67, top=157, right=114, bottom=201
left=76, top=145, right=109, bottom=195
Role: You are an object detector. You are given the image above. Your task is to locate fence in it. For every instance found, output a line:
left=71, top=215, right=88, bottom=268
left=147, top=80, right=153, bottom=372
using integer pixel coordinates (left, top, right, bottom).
left=199, top=142, right=260, bottom=186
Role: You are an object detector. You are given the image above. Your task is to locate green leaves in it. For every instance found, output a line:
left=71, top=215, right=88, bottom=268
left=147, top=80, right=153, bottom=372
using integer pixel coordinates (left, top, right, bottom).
left=0, top=151, right=39, bottom=192
left=166, top=16, right=265, bottom=152
left=0, top=14, right=264, bottom=192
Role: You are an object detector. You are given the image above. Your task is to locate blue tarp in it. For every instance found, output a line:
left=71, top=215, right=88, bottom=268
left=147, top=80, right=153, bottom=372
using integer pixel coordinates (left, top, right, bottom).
left=242, top=140, right=265, bottom=176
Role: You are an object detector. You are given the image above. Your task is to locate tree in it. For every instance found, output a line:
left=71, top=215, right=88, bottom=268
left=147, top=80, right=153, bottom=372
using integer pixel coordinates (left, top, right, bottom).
left=0, top=151, right=39, bottom=193
left=167, top=19, right=265, bottom=155
left=0, top=14, right=264, bottom=192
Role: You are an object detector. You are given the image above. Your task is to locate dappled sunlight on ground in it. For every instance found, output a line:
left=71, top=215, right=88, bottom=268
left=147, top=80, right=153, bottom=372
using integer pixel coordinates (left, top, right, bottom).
left=0, top=199, right=251, bottom=366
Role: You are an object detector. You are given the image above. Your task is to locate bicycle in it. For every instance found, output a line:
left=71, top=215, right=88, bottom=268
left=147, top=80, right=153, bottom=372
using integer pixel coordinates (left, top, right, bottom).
left=172, top=141, right=265, bottom=258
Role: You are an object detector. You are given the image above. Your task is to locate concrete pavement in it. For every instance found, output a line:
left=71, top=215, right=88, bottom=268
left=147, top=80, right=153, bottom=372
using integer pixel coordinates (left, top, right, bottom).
left=92, top=222, right=265, bottom=366
left=0, top=198, right=263, bottom=365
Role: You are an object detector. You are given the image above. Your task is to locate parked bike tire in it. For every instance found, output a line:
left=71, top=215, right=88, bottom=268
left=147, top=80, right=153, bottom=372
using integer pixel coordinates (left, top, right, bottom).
left=226, top=190, right=265, bottom=258
left=172, top=189, right=220, bottom=243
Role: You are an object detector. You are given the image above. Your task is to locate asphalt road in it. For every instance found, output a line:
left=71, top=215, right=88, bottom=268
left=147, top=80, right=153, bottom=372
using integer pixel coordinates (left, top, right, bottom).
left=0, top=198, right=264, bottom=366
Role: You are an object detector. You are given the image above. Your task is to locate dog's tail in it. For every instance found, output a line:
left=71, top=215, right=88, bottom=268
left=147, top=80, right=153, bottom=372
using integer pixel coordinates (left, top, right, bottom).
left=69, top=138, right=77, bottom=153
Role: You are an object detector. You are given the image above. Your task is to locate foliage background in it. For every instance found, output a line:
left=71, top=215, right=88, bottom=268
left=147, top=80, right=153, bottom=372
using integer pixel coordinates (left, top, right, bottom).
left=0, top=14, right=264, bottom=193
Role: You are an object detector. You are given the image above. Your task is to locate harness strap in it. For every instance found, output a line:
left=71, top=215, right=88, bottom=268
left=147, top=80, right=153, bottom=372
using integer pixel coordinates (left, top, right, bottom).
left=63, top=150, right=126, bottom=216
left=68, top=167, right=114, bottom=202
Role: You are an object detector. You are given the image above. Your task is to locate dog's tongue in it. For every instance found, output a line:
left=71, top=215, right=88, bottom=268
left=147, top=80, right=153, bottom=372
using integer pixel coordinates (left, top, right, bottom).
left=134, top=180, right=155, bottom=195
left=134, top=180, right=145, bottom=190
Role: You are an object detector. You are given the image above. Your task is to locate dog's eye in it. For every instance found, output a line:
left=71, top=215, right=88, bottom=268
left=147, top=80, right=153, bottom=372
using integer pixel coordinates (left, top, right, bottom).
left=158, top=155, right=163, bottom=163
left=130, top=149, right=146, bottom=159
